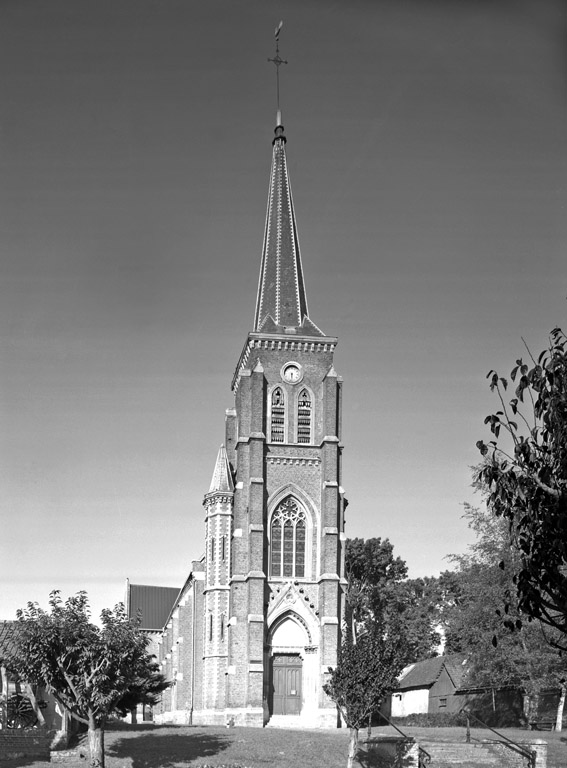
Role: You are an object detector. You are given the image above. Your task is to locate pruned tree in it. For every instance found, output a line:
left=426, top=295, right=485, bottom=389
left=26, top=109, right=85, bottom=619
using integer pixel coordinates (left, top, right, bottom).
left=476, top=327, right=567, bottom=648
left=324, top=626, right=406, bottom=768
left=7, top=591, right=170, bottom=768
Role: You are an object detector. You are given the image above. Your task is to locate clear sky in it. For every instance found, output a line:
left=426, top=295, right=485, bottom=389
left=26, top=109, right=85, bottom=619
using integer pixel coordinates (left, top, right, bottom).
left=1, top=0, right=566, bottom=622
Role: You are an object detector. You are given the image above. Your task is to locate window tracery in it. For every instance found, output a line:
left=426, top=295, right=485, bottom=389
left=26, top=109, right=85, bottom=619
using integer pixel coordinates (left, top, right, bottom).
left=270, top=497, right=306, bottom=578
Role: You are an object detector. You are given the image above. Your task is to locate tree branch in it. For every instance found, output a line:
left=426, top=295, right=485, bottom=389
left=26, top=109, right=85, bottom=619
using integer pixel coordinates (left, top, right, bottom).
left=56, top=657, right=81, bottom=703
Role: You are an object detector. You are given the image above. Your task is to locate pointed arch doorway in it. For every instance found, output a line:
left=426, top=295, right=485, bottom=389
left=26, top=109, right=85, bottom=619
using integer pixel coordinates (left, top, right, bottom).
left=271, top=654, right=302, bottom=715
left=268, top=613, right=307, bottom=717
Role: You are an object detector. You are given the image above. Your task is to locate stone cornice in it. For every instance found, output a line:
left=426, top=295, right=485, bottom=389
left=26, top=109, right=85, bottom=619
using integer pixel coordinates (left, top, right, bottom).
left=203, top=493, right=234, bottom=508
left=232, top=333, right=338, bottom=393
left=203, top=585, right=230, bottom=595
left=266, top=456, right=321, bottom=467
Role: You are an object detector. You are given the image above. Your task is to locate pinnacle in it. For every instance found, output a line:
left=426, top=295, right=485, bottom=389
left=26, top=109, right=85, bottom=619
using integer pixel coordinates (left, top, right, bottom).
left=208, top=445, right=234, bottom=494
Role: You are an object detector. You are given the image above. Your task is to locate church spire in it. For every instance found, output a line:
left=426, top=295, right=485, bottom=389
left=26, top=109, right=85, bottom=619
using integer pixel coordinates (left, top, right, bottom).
left=253, top=123, right=324, bottom=337
left=254, top=30, right=324, bottom=338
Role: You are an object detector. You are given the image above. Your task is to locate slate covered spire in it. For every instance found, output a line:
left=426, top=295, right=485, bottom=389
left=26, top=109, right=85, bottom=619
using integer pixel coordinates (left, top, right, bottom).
left=208, top=445, right=234, bottom=494
left=253, top=124, right=324, bottom=337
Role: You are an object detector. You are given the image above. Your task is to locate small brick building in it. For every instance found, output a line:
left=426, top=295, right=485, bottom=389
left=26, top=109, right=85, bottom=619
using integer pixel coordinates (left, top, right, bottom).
left=153, top=116, right=347, bottom=728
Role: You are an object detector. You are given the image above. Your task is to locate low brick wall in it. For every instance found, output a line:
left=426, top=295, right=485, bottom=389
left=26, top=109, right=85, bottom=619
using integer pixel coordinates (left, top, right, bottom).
left=363, top=736, right=419, bottom=767
left=0, top=729, right=53, bottom=761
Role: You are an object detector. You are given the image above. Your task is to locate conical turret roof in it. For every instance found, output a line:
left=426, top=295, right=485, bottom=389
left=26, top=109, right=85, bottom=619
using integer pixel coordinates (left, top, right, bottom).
left=208, top=445, right=234, bottom=494
left=253, top=124, right=324, bottom=337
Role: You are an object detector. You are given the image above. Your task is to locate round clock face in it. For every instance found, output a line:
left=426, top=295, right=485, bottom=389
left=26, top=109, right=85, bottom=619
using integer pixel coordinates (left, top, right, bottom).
left=282, top=363, right=302, bottom=384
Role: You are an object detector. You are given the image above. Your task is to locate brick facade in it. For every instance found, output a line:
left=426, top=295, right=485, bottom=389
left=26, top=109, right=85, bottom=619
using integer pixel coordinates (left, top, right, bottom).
left=0, top=730, right=53, bottom=761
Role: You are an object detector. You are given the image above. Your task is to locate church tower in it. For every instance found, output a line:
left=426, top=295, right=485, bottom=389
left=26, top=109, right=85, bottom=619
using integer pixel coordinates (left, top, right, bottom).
left=216, top=115, right=347, bottom=727
left=154, top=105, right=346, bottom=730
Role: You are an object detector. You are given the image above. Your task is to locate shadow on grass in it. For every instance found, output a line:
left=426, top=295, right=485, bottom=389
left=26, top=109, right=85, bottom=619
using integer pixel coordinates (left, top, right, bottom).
left=356, top=750, right=389, bottom=768
left=0, top=756, right=46, bottom=768
left=107, top=730, right=232, bottom=768
left=357, top=747, right=417, bottom=768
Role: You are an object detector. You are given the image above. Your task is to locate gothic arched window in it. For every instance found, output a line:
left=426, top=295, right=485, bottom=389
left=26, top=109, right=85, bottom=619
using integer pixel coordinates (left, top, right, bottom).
left=270, top=497, right=306, bottom=578
left=270, top=387, right=286, bottom=443
left=297, top=389, right=312, bottom=444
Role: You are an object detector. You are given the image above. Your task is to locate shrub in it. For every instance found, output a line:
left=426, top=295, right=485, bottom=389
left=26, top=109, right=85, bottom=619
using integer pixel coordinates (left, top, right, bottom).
left=391, top=712, right=468, bottom=728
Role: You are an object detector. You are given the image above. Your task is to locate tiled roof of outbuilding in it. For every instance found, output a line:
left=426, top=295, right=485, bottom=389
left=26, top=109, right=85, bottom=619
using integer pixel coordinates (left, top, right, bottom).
left=0, top=621, right=18, bottom=664
left=396, top=656, right=445, bottom=690
left=395, top=654, right=468, bottom=691
left=126, top=585, right=180, bottom=631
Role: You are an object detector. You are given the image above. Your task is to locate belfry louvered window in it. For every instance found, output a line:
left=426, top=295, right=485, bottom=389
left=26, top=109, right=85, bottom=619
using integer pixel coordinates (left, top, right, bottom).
left=270, top=497, right=306, bottom=578
left=297, top=389, right=312, bottom=443
left=270, top=387, right=285, bottom=443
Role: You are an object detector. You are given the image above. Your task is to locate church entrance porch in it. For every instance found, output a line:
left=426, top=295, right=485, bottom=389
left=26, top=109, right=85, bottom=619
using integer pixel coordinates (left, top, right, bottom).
left=271, top=653, right=302, bottom=715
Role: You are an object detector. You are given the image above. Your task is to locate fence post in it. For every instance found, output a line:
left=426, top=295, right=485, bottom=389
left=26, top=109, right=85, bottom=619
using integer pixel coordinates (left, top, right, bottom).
left=525, top=739, right=547, bottom=768
left=0, top=666, right=8, bottom=729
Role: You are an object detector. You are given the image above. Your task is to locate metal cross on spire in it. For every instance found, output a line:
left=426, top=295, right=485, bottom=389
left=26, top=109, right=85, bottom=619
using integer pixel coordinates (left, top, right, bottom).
left=267, top=20, right=287, bottom=126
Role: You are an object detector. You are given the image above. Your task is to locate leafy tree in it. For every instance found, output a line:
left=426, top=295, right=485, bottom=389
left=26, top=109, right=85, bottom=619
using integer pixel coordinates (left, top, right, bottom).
left=7, top=591, right=170, bottom=768
left=389, top=576, right=443, bottom=663
left=324, top=625, right=406, bottom=768
left=345, top=537, right=407, bottom=626
left=345, top=538, right=440, bottom=664
left=476, top=327, right=567, bottom=648
left=435, top=568, right=466, bottom=654
left=443, top=505, right=566, bottom=728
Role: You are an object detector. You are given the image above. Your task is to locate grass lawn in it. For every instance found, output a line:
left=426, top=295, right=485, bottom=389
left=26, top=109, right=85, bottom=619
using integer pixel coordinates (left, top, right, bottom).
left=3, top=723, right=566, bottom=768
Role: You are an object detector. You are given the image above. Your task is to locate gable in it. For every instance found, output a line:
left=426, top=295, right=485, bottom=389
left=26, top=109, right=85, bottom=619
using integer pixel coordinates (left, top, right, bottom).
left=127, top=585, right=180, bottom=631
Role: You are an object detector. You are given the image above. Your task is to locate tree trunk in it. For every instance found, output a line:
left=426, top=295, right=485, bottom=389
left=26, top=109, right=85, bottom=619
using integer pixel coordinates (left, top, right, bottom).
left=88, top=724, right=105, bottom=768
left=527, top=691, right=540, bottom=728
left=555, top=684, right=566, bottom=732
left=0, top=665, right=8, bottom=729
left=367, top=712, right=372, bottom=740
left=23, top=683, right=46, bottom=727
left=346, top=726, right=359, bottom=768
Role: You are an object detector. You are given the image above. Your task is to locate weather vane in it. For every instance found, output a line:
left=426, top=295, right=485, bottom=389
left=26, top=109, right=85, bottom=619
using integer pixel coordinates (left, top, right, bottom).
left=268, top=20, right=287, bottom=126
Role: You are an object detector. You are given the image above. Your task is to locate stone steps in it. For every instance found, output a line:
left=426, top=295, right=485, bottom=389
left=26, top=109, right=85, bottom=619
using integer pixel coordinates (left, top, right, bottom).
left=265, top=715, right=305, bottom=729
left=420, top=740, right=525, bottom=767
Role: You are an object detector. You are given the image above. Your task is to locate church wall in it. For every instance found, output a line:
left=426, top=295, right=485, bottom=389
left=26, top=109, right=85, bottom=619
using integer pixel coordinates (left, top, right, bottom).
left=154, top=568, right=205, bottom=725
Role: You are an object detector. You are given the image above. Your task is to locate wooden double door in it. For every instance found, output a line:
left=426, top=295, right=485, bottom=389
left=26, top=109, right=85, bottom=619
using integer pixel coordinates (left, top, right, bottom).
left=270, top=653, right=302, bottom=715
